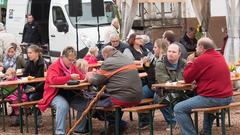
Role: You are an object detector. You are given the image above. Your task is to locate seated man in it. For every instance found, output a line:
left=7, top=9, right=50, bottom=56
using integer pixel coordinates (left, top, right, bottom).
left=174, top=37, right=233, bottom=135
left=98, top=33, right=128, bottom=60
left=87, top=46, right=143, bottom=134
left=179, top=27, right=197, bottom=53
left=155, top=43, right=186, bottom=130
left=38, top=47, right=88, bottom=135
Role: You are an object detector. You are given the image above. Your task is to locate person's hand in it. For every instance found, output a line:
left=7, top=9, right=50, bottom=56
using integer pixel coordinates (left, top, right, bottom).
left=86, top=72, right=96, bottom=81
left=187, top=53, right=195, bottom=63
left=70, top=74, right=80, bottom=80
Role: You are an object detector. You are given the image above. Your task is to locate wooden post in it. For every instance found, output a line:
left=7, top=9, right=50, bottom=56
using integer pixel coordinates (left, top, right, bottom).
left=66, top=85, right=106, bottom=135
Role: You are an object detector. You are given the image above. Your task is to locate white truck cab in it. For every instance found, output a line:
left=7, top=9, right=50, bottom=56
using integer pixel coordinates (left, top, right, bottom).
left=6, top=0, right=114, bottom=57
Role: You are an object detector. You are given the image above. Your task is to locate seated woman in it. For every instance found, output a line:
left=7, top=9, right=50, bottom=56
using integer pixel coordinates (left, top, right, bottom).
left=38, top=47, right=88, bottom=135
left=23, top=45, right=46, bottom=127
left=2, top=43, right=25, bottom=72
left=123, top=33, right=149, bottom=63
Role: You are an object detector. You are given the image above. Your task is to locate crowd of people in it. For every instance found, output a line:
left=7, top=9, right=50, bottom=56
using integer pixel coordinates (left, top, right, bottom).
left=0, top=17, right=233, bottom=135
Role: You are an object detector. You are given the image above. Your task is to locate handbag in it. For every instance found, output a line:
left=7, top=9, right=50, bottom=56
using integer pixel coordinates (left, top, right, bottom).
left=67, top=80, right=80, bottom=85
left=82, top=91, right=113, bottom=107
left=158, top=92, right=189, bottom=106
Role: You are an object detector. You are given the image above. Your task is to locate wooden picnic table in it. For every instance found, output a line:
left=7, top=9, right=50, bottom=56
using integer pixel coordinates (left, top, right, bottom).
left=152, top=82, right=193, bottom=91
left=0, top=77, right=45, bottom=133
left=151, top=82, right=192, bottom=135
left=50, top=72, right=147, bottom=90
left=50, top=82, right=91, bottom=89
left=88, top=61, right=144, bottom=70
left=0, top=77, right=45, bottom=87
left=231, top=76, right=240, bottom=81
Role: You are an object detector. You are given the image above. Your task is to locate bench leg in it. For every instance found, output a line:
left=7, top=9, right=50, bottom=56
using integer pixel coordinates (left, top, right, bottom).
left=72, top=108, right=75, bottom=119
left=17, top=84, right=23, bottom=133
left=129, top=112, right=133, bottom=121
left=209, top=113, right=213, bottom=135
left=227, top=109, right=231, bottom=127
left=88, top=112, right=93, bottom=135
left=216, top=112, right=220, bottom=127
left=149, top=110, right=154, bottom=135
left=19, top=106, right=24, bottom=133
left=103, top=111, right=108, bottom=135
left=221, top=109, right=226, bottom=135
left=194, top=112, right=198, bottom=134
left=68, top=110, right=72, bottom=129
left=51, top=108, right=55, bottom=135
left=33, top=105, right=38, bottom=134
left=137, top=113, right=141, bottom=135
left=25, top=109, right=29, bottom=133
left=115, top=108, right=121, bottom=135
left=2, top=100, right=5, bottom=132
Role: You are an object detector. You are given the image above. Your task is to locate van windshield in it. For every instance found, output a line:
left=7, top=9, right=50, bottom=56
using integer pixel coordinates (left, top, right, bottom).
left=65, top=2, right=115, bottom=28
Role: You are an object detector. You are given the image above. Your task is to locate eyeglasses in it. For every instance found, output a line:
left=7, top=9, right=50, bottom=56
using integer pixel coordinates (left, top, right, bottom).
left=111, top=40, right=119, bottom=42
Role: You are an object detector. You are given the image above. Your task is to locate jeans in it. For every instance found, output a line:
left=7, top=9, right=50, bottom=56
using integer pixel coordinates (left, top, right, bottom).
left=51, top=95, right=88, bottom=135
left=174, top=95, right=232, bottom=135
left=142, top=85, right=176, bottom=125
left=143, top=85, right=155, bottom=98
left=154, top=93, right=176, bottom=125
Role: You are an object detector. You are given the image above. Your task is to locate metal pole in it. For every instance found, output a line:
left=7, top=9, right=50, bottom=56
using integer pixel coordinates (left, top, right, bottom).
left=75, top=16, right=79, bottom=57
left=97, top=16, right=100, bottom=43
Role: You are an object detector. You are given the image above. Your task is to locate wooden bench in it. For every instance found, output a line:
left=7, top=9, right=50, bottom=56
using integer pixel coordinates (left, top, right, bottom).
left=90, top=98, right=154, bottom=135
left=10, top=100, right=41, bottom=134
left=93, top=98, right=154, bottom=112
left=192, top=102, right=240, bottom=135
left=122, top=104, right=166, bottom=135
left=10, top=100, right=40, bottom=108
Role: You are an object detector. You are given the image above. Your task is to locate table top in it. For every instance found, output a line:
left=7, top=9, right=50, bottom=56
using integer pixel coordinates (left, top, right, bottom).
left=50, top=82, right=91, bottom=89
left=88, top=62, right=144, bottom=70
left=50, top=72, right=147, bottom=89
left=0, top=77, right=45, bottom=87
left=152, top=82, right=193, bottom=91
left=231, top=76, right=240, bottom=81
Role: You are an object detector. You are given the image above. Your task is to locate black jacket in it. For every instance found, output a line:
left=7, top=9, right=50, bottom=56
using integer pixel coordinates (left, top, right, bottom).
left=22, top=21, right=41, bottom=44
left=179, top=33, right=197, bottom=52
left=23, top=57, right=45, bottom=91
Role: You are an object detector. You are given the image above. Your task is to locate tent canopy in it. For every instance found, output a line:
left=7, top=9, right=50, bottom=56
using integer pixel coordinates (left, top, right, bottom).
left=138, top=0, right=185, bottom=3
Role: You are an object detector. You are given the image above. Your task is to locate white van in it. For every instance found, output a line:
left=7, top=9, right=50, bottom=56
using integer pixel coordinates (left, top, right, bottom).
left=5, top=0, right=114, bottom=57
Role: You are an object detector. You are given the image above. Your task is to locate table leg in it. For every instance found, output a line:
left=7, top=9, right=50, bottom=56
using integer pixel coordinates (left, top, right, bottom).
left=17, top=84, right=23, bottom=133
left=2, top=97, right=5, bottom=132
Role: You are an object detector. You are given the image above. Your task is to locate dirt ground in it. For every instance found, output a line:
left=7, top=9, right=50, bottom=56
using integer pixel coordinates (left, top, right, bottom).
left=1, top=96, right=240, bottom=135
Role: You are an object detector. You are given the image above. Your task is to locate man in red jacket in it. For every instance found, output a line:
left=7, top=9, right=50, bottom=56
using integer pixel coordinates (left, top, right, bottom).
left=38, top=47, right=87, bottom=135
left=174, top=37, right=233, bottom=135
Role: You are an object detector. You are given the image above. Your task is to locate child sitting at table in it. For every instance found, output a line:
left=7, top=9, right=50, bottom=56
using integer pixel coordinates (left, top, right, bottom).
left=83, top=46, right=99, bottom=64
left=3, top=68, right=28, bottom=126
left=75, top=59, right=89, bottom=74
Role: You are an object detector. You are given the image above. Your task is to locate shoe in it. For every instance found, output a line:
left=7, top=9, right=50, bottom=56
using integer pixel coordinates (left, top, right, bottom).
left=37, top=115, right=43, bottom=128
left=73, top=130, right=88, bottom=135
left=100, top=123, right=128, bottom=135
left=139, top=122, right=149, bottom=130
left=166, top=124, right=176, bottom=131
left=10, top=116, right=25, bottom=127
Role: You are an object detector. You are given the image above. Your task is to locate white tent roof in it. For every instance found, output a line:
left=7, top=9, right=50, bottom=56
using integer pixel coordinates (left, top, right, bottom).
left=138, top=0, right=186, bottom=3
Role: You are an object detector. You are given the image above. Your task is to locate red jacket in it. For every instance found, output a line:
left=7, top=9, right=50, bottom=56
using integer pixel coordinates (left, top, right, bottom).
left=83, top=55, right=98, bottom=64
left=38, top=58, right=85, bottom=112
left=184, top=49, right=233, bottom=98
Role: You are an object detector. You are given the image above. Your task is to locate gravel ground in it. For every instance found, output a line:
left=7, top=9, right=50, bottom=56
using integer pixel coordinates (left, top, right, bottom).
left=1, top=96, right=240, bottom=135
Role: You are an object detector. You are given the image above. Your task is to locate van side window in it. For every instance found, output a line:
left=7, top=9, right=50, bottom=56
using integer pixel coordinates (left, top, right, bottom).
left=52, top=6, right=67, bottom=26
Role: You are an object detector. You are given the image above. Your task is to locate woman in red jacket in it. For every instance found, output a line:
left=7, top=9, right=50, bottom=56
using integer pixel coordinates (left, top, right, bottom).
left=38, top=46, right=88, bottom=134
